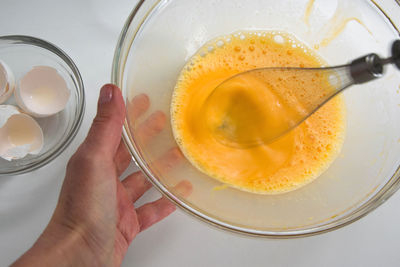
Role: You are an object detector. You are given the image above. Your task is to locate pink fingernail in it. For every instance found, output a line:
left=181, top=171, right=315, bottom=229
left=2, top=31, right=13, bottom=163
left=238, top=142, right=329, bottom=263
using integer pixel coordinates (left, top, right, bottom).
left=99, top=84, right=114, bottom=104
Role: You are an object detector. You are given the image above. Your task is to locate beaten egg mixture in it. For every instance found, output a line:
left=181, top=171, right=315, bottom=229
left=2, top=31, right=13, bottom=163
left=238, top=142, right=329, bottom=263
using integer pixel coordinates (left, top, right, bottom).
left=171, top=31, right=345, bottom=194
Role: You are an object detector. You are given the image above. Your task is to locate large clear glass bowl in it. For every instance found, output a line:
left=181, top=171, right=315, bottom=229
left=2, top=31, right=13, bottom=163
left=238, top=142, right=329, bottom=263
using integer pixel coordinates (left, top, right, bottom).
left=112, top=0, right=400, bottom=237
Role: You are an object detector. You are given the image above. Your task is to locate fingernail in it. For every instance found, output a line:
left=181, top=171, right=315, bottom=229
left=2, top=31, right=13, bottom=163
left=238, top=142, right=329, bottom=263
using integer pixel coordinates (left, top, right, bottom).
left=99, top=84, right=114, bottom=104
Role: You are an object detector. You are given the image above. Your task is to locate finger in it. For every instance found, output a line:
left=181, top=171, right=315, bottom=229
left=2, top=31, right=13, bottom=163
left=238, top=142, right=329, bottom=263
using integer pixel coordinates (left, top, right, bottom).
left=84, top=84, right=125, bottom=156
left=122, top=171, right=152, bottom=202
left=153, top=147, right=183, bottom=173
left=115, top=140, right=132, bottom=176
left=137, top=111, right=166, bottom=144
left=127, top=94, right=150, bottom=124
left=122, top=147, right=183, bottom=202
left=115, top=94, right=153, bottom=175
left=136, top=197, right=176, bottom=232
left=116, top=110, right=166, bottom=176
left=136, top=181, right=193, bottom=232
left=172, top=180, right=193, bottom=198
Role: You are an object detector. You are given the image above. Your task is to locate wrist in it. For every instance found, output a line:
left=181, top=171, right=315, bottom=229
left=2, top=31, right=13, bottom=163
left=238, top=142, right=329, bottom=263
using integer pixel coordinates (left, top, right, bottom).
left=12, top=220, right=101, bottom=267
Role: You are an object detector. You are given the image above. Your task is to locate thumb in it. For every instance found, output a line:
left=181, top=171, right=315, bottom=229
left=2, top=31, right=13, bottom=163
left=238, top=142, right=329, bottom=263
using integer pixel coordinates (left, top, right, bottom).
left=84, top=84, right=126, bottom=156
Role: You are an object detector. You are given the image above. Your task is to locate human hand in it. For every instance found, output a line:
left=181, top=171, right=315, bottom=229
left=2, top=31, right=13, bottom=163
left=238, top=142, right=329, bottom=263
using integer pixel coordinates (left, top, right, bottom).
left=12, top=84, right=192, bottom=267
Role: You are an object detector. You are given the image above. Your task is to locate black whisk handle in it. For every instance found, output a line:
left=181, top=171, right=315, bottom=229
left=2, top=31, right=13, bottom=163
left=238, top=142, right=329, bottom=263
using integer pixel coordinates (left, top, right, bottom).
left=350, top=53, right=384, bottom=84
left=393, top=40, right=400, bottom=70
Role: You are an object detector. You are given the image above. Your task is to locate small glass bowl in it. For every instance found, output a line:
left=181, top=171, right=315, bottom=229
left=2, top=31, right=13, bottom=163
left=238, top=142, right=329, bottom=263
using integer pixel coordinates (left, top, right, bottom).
left=0, top=36, right=85, bottom=175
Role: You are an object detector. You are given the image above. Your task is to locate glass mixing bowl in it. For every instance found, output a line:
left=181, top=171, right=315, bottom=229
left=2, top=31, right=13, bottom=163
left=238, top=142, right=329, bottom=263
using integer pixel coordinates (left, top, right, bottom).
left=113, top=0, right=400, bottom=237
left=0, top=36, right=85, bottom=176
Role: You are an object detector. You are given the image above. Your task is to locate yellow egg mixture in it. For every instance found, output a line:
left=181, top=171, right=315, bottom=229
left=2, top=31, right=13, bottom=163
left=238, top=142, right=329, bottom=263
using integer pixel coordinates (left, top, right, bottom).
left=171, top=31, right=345, bottom=194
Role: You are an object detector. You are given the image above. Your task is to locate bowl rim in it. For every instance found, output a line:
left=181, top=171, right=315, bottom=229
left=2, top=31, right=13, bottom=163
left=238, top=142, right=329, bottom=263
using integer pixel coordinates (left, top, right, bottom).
left=0, top=35, right=85, bottom=176
left=112, top=0, right=400, bottom=237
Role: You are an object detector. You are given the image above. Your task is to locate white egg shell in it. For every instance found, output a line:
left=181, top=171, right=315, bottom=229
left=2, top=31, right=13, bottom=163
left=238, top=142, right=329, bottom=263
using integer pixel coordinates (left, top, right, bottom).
left=0, top=105, right=20, bottom=128
left=15, top=66, right=70, bottom=118
left=0, top=105, right=44, bottom=161
left=0, top=60, right=16, bottom=104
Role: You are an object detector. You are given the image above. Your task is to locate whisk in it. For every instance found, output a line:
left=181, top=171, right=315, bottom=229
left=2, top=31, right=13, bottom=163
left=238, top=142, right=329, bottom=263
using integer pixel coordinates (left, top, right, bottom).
left=203, top=40, right=400, bottom=148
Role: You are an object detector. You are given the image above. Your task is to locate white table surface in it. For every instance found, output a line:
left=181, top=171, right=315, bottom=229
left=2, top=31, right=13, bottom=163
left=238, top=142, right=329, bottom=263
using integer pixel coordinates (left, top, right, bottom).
left=1, top=0, right=400, bottom=266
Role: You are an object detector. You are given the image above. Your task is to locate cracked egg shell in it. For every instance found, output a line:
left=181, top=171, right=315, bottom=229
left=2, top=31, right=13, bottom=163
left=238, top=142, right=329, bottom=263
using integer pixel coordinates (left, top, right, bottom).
left=15, top=66, right=70, bottom=118
left=0, top=105, right=44, bottom=161
left=0, top=60, right=16, bottom=104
